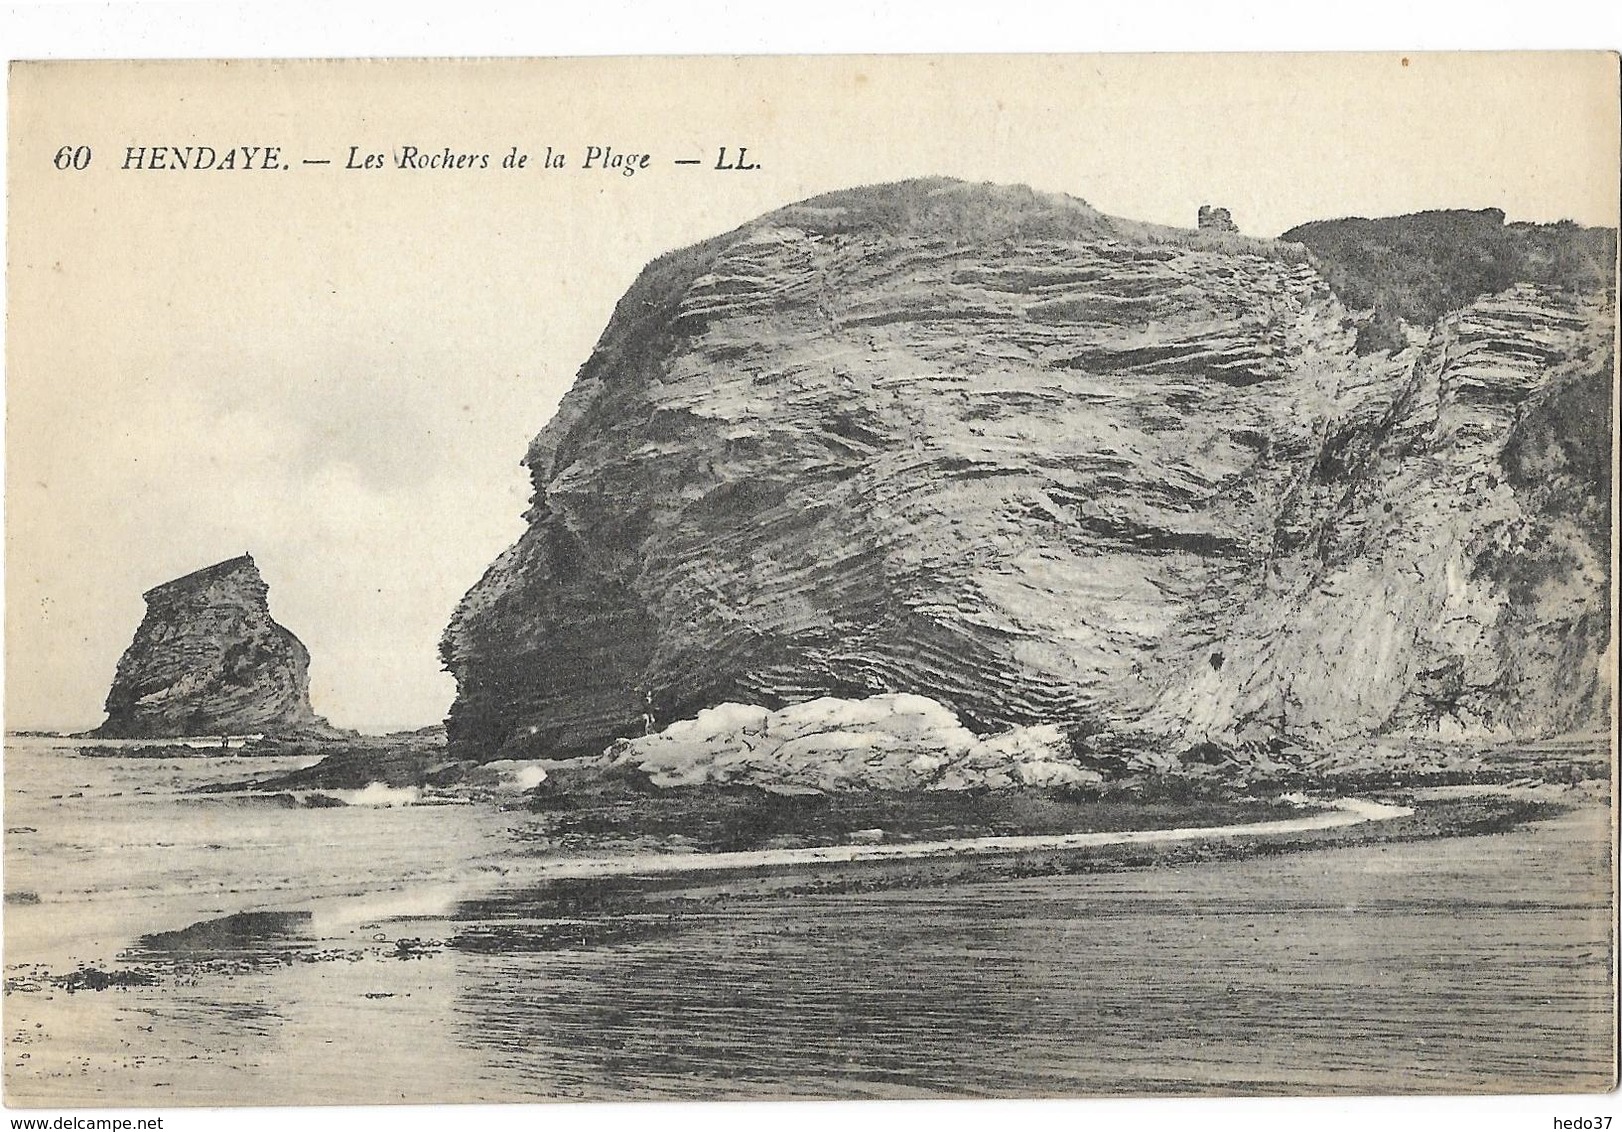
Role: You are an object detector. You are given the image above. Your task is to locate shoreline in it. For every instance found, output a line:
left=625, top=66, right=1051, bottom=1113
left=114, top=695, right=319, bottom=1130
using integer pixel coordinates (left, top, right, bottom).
left=3, top=790, right=1581, bottom=995
left=5, top=797, right=1611, bottom=1107
left=493, top=796, right=1416, bottom=882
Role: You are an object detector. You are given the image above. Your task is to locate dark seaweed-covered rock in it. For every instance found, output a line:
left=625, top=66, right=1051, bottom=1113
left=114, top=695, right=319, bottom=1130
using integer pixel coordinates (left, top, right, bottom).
left=214, top=744, right=453, bottom=793
left=55, top=967, right=159, bottom=992
left=138, top=910, right=313, bottom=953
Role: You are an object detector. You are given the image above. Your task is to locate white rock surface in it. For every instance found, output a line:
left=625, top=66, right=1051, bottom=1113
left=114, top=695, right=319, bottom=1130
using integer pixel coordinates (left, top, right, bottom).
left=603, top=693, right=1104, bottom=792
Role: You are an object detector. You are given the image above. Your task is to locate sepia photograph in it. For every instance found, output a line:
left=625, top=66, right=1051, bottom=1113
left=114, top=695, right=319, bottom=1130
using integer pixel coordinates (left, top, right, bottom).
left=3, top=44, right=1618, bottom=1118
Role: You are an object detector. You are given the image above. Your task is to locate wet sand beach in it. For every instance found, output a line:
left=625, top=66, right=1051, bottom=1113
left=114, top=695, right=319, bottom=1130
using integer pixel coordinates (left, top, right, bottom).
left=3, top=738, right=1613, bottom=1104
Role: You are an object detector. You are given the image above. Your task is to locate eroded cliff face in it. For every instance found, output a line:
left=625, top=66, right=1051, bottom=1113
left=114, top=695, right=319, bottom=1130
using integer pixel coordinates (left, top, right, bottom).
left=443, top=179, right=1615, bottom=762
left=1142, top=284, right=1615, bottom=754
left=94, top=555, right=339, bottom=738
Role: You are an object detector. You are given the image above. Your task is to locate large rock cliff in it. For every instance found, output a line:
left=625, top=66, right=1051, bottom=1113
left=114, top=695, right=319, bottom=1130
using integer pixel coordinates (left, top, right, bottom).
left=442, top=179, right=1615, bottom=762
left=93, top=555, right=339, bottom=738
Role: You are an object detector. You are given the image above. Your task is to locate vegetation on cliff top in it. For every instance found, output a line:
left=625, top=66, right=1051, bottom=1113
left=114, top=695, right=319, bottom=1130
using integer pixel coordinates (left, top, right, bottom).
left=1282, top=208, right=1616, bottom=352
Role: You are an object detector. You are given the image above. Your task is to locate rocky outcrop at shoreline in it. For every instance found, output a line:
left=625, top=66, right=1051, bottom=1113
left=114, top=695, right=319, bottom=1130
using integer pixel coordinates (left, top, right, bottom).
left=586, top=693, right=1103, bottom=793
left=441, top=178, right=1615, bottom=763
left=93, top=555, right=342, bottom=739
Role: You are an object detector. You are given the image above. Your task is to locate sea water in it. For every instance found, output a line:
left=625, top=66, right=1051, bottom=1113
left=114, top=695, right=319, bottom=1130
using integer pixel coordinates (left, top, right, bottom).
left=2, top=736, right=1614, bottom=1104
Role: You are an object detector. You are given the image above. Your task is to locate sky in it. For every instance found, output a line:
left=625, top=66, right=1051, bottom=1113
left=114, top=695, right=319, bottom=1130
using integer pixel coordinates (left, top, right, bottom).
left=6, top=53, right=1619, bottom=731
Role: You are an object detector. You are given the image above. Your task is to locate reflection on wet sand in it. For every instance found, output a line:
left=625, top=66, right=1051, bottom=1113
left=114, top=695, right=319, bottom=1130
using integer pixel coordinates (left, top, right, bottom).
left=4, top=737, right=1613, bottom=1105
left=446, top=805, right=1614, bottom=1099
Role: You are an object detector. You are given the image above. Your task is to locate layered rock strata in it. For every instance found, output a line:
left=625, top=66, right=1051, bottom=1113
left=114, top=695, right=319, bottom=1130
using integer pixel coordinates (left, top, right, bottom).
left=443, top=178, right=1615, bottom=763
left=93, top=555, right=339, bottom=738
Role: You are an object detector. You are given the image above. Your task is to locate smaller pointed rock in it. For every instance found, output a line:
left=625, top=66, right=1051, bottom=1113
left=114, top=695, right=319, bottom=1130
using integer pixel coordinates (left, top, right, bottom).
left=92, top=554, right=341, bottom=738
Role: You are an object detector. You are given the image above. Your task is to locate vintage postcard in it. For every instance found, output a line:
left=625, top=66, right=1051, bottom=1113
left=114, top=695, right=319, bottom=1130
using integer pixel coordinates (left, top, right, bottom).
left=3, top=54, right=1618, bottom=1108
